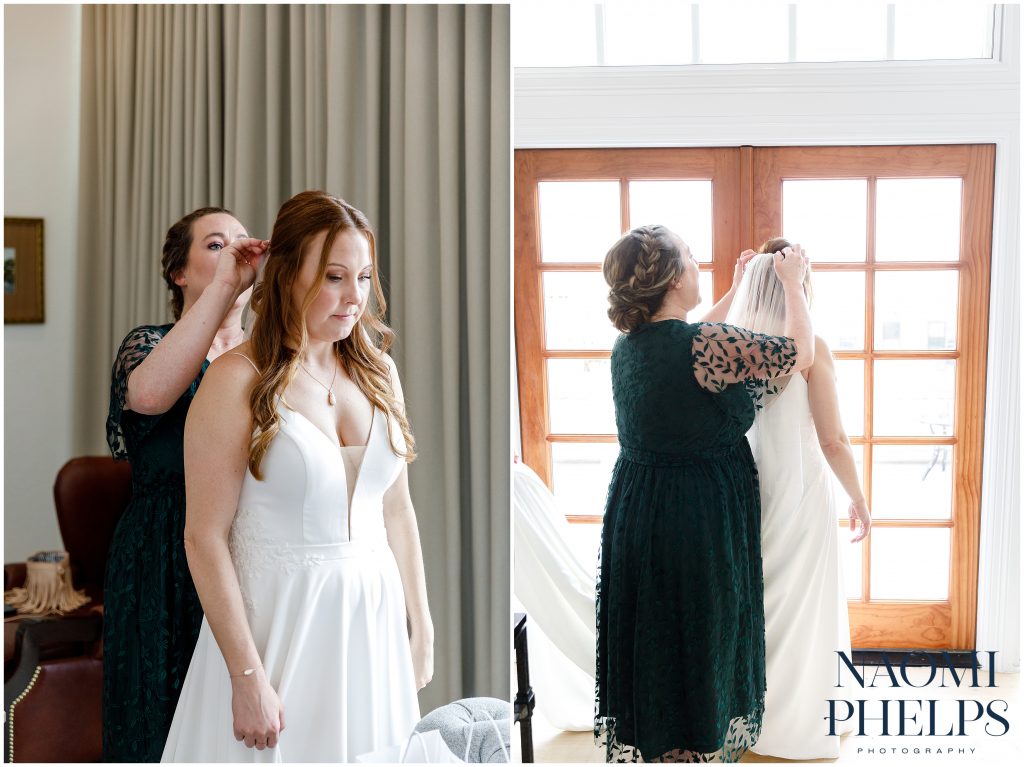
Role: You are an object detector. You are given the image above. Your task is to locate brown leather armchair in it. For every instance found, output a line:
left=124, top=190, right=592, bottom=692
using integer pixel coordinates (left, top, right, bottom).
left=4, top=456, right=131, bottom=762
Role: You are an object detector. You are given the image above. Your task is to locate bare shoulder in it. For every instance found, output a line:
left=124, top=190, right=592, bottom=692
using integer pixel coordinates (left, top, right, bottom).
left=379, top=351, right=406, bottom=401
left=199, top=349, right=260, bottom=402
left=806, top=335, right=836, bottom=381
left=814, top=335, right=833, bottom=358
left=380, top=351, right=401, bottom=381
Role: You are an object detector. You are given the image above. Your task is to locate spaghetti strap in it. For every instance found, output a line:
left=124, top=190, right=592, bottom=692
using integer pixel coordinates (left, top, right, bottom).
left=227, top=352, right=260, bottom=374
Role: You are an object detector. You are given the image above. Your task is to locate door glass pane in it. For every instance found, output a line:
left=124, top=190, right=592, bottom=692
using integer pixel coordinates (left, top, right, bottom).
left=539, top=181, right=621, bottom=263
left=566, top=523, right=603, bottom=571
left=871, top=528, right=951, bottom=600
left=551, top=442, right=620, bottom=517
left=810, top=271, right=865, bottom=350
left=873, top=360, right=955, bottom=437
left=699, top=3, right=789, bottom=64
left=841, top=535, right=863, bottom=600
left=833, top=359, right=865, bottom=438
left=543, top=272, right=619, bottom=350
left=832, top=443, right=865, bottom=514
left=876, top=179, right=962, bottom=263
left=628, top=180, right=713, bottom=263
left=604, top=4, right=693, bottom=66
left=689, top=270, right=714, bottom=323
left=872, top=445, right=953, bottom=520
left=796, top=4, right=887, bottom=62
left=893, top=5, right=994, bottom=61
left=875, top=271, right=958, bottom=350
left=547, top=359, right=615, bottom=434
left=783, top=180, right=868, bottom=263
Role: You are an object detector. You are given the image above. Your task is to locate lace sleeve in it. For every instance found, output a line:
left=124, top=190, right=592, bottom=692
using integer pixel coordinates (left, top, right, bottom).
left=106, top=325, right=167, bottom=460
left=692, top=321, right=798, bottom=408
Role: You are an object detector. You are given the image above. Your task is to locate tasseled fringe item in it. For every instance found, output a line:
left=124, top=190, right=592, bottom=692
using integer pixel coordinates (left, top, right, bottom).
left=4, top=551, right=90, bottom=616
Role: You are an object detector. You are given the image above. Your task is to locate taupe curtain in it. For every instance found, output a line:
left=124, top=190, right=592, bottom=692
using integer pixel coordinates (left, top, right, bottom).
left=75, top=4, right=510, bottom=711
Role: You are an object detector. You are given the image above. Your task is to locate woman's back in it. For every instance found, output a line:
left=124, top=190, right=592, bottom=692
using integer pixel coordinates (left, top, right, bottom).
left=612, top=320, right=756, bottom=455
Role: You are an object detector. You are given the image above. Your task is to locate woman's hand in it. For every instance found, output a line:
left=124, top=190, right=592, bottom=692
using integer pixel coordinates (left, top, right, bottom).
left=772, top=243, right=809, bottom=287
left=410, top=628, right=434, bottom=691
left=212, top=237, right=269, bottom=298
left=848, top=498, right=871, bottom=543
left=230, top=668, right=286, bottom=750
left=731, top=249, right=757, bottom=292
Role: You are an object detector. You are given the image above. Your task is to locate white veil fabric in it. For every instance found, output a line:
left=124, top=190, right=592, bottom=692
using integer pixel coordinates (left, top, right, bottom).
left=725, top=252, right=788, bottom=337
left=725, top=252, right=795, bottom=406
left=513, top=461, right=598, bottom=731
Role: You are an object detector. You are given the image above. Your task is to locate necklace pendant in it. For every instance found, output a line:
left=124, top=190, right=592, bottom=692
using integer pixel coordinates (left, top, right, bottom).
left=328, top=390, right=336, bottom=406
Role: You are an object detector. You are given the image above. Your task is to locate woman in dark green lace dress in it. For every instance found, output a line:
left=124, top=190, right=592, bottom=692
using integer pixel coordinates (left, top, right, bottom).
left=103, top=208, right=268, bottom=761
left=596, top=225, right=814, bottom=762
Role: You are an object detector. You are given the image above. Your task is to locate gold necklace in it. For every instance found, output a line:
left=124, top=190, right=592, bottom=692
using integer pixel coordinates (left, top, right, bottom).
left=299, top=358, right=339, bottom=406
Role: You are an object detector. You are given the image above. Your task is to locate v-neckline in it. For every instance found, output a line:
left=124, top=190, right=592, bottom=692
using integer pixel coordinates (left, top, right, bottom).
left=282, top=406, right=378, bottom=538
left=283, top=406, right=377, bottom=496
left=284, top=404, right=376, bottom=452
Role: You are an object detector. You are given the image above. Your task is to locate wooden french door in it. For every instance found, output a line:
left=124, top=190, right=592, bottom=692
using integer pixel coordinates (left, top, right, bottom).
left=514, top=148, right=745, bottom=510
left=514, top=144, right=993, bottom=651
left=751, top=145, right=993, bottom=650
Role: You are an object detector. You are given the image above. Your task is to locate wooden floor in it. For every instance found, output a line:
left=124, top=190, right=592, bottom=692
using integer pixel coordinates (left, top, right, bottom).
left=512, top=670, right=1020, bottom=765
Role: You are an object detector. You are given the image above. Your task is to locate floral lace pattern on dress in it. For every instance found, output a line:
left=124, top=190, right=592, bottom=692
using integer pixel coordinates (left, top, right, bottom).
left=691, top=322, right=798, bottom=411
left=596, top=710, right=763, bottom=763
left=107, top=325, right=169, bottom=459
left=595, top=529, right=765, bottom=764
left=229, top=506, right=329, bottom=612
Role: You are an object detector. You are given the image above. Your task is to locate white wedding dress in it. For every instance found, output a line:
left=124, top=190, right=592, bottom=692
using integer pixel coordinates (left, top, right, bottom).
left=747, top=373, right=852, bottom=760
left=161, top=402, right=420, bottom=763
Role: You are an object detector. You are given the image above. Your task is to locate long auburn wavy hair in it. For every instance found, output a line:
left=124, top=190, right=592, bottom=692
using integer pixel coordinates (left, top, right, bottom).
left=246, top=191, right=416, bottom=479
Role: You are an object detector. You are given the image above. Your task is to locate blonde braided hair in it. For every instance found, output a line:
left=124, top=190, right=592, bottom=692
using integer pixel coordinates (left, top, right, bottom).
left=603, top=225, right=686, bottom=333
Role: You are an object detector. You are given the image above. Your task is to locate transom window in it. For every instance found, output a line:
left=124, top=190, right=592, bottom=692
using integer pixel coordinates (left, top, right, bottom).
left=512, top=3, right=996, bottom=67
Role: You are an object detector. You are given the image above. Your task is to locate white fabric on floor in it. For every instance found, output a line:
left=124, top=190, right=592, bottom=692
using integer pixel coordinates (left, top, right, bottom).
left=513, top=462, right=597, bottom=731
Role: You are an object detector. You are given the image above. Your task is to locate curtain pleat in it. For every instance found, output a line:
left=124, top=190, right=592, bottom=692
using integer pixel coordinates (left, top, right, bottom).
left=74, top=2, right=509, bottom=713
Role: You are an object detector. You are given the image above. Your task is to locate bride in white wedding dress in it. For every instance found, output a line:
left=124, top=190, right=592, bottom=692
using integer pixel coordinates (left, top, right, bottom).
left=727, top=239, right=871, bottom=760
left=161, top=192, right=433, bottom=762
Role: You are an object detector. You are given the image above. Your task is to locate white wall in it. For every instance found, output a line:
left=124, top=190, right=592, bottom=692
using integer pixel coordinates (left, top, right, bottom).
left=3, top=4, right=83, bottom=562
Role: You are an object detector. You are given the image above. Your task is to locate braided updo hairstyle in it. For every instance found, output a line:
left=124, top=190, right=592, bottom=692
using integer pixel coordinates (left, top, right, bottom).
left=603, top=224, right=686, bottom=333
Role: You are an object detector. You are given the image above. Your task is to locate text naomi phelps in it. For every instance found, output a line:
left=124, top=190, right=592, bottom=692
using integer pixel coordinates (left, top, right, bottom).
left=826, top=651, right=1010, bottom=737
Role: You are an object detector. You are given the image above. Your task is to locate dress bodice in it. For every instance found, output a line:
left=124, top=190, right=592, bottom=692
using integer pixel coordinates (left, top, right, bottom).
left=233, top=404, right=404, bottom=548
left=611, top=319, right=799, bottom=459
left=611, top=321, right=756, bottom=456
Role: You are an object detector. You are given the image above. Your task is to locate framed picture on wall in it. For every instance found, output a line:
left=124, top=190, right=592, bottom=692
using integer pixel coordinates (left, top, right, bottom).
left=4, top=217, right=44, bottom=323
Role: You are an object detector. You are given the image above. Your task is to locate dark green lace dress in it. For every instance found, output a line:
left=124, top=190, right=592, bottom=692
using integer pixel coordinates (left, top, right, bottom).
left=595, top=319, right=797, bottom=763
left=103, top=324, right=207, bottom=762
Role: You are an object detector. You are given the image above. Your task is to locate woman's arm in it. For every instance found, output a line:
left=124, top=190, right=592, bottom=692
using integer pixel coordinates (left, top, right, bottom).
left=774, top=246, right=814, bottom=373
left=127, top=238, right=267, bottom=415
left=806, top=336, right=871, bottom=543
left=381, top=354, right=434, bottom=690
left=383, top=466, right=434, bottom=690
left=698, top=250, right=755, bottom=323
left=692, top=246, right=815, bottom=394
left=183, top=353, right=285, bottom=749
